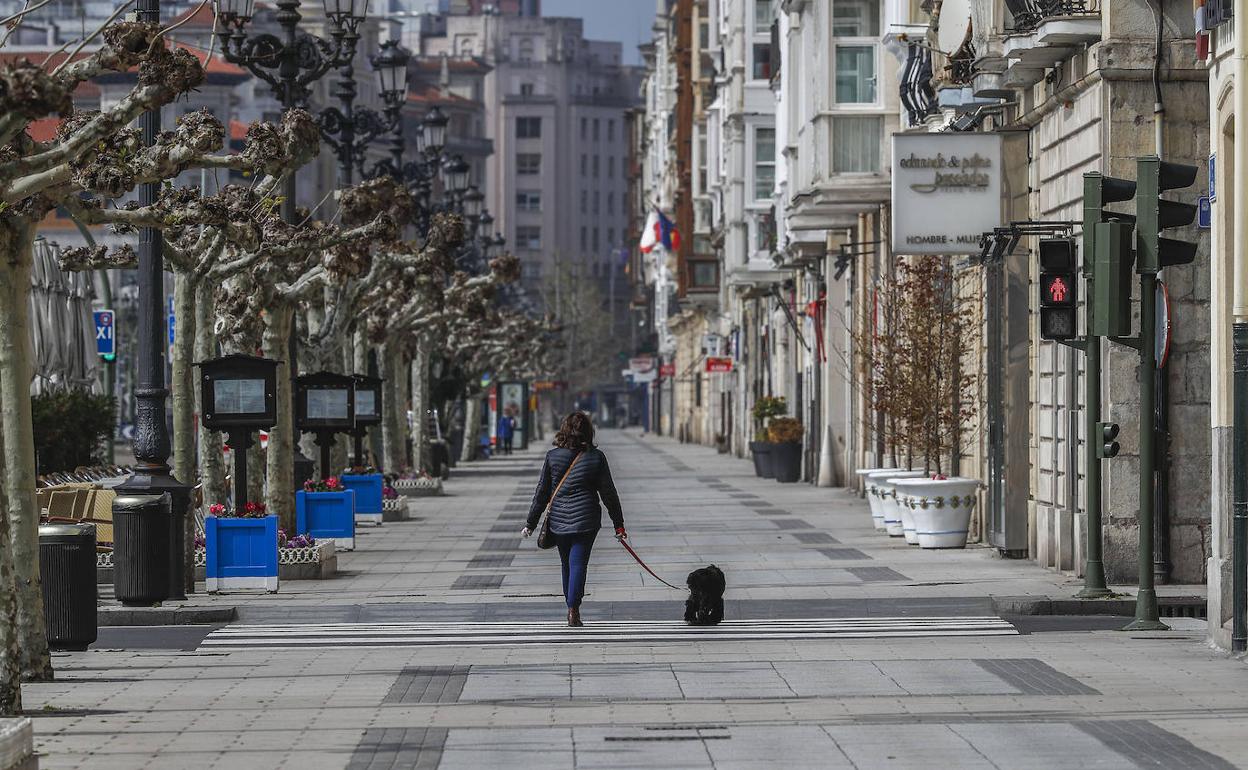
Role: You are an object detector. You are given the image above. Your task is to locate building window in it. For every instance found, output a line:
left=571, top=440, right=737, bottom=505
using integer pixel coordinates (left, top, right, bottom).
left=517, top=37, right=535, bottom=62
left=608, top=119, right=615, bottom=142
left=593, top=191, right=600, bottom=214
left=581, top=154, right=587, bottom=176
left=608, top=227, right=615, bottom=247
left=517, top=191, right=542, bottom=212
left=520, top=82, right=535, bottom=96
left=522, top=261, right=542, bottom=281
left=831, top=116, right=882, bottom=173
left=833, top=0, right=880, bottom=36
left=754, top=0, right=771, bottom=29
left=592, top=156, right=600, bottom=177
left=835, top=46, right=876, bottom=103
left=753, top=127, right=775, bottom=200
left=516, top=116, right=542, bottom=138
left=592, top=227, right=600, bottom=251
left=608, top=156, right=615, bottom=178
left=607, top=192, right=614, bottom=214
left=517, top=153, right=542, bottom=175
left=581, top=117, right=588, bottom=140
left=752, top=44, right=771, bottom=80
left=690, top=259, right=719, bottom=289
left=593, top=119, right=600, bottom=141
left=516, top=225, right=541, bottom=250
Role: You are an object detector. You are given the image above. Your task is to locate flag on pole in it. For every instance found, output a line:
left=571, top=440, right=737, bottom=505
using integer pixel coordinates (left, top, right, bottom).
left=639, top=209, right=681, bottom=253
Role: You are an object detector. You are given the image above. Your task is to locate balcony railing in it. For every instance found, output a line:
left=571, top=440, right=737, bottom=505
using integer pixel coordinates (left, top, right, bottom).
left=1009, top=0, right=1097, bottom=33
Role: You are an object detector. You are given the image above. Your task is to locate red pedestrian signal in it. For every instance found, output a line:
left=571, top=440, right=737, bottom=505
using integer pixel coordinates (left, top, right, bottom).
left=1039, top=238, right=1078, bottom=340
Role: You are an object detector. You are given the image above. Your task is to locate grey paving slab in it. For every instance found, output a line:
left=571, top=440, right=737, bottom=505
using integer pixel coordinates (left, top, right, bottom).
left=949, top=722, right=1134, bottom=770
left=826, top=724, right=999, bottom=769
left=671, top=662, right=797, bottom=699
left=347, top=727, right=446, bottom=770
left=449, top=575, right=505, bottom=590
left=875, top=659, right=1019, bottom=695
left=438, top=729, right=575, bottom=770
left=382, top=666, right=469, bottom=704
left=848, top=566, right=909, bottom=582
left=459, top=665, right=571, bottom=701
left=570, top=665, right=685, bottom=700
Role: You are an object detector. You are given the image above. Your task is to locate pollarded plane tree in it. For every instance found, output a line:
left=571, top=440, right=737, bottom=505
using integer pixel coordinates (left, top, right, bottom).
left=0, top=22, right=246, bottom=709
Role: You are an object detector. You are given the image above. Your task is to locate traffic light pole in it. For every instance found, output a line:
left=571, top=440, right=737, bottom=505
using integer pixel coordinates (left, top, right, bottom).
left=1125, top=268, right=1166, bottom=630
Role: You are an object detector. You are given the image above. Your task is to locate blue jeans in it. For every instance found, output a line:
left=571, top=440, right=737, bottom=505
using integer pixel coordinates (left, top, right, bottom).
left=555, top=530, right=597, bottom=609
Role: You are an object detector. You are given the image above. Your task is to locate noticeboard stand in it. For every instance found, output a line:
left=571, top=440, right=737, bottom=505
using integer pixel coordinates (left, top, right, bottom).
left=314, top=429, right=338, bottom=480
left=226, top=428, right=256, bottom=513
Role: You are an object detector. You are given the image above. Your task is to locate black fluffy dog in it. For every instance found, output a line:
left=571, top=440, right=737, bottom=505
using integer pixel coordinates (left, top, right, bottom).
left=684, top=565, right=726, bottom=625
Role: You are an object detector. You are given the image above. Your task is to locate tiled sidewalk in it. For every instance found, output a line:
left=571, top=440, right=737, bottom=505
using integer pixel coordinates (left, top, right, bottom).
left=19, top=429, right=1243, bottom=769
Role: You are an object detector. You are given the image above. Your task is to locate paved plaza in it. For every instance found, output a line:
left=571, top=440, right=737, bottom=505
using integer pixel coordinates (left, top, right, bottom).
left=20, top=430, right=1248, bottom=768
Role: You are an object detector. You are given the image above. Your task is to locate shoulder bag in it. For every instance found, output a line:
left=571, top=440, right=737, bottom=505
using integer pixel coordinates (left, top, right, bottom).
left=537, top=452, right=583, bottom=549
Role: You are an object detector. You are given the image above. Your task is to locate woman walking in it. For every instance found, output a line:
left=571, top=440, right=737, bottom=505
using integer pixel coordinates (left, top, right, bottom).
left=522, top=412, right=626, bottom=626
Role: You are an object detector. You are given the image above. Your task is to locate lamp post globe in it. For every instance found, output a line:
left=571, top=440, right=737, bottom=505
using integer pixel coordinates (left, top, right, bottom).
left=372, top=39, right=411, bottom=105
left=462, top=186, right=484, bottom=219
left=479, top=210, right=494, bottom=241
left=444, top=154, right=470, bottom=195
left=423, top=105, right=449, bottom=154
left=323, top=0, right=369, bottom=31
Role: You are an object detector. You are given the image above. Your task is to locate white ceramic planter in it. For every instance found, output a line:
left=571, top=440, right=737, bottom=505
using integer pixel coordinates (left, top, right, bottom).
left=892, top=477, right=981, bottom=549
left=868, top=470, right=927, bottom=536
left=855, top=468, right=894, bottom=530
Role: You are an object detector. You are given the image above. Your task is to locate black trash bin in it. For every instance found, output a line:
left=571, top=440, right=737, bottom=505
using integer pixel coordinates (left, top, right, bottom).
left=112, top=492, right=171, bottom=606
left=39, top=523, right=98, bottom=651
left=431, top=440, right=451, bottom=480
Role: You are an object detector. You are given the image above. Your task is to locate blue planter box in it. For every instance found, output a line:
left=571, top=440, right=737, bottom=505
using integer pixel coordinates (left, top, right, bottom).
left=205, top=515, right=279, bottom=593
left=342, top=474, right=384, bottom=524
left=296, top=490, right=356, bottom=550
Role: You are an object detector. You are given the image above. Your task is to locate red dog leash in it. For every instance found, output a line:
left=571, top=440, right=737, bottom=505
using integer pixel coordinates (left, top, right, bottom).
left=618, top=538, right=683, bottom=590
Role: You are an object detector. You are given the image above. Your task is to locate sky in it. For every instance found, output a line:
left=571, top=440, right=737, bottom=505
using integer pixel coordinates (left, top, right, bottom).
left=541, top=0, right=656, bottom=65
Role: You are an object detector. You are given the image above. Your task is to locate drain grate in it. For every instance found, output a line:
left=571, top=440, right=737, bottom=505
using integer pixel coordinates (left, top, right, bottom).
left=1159, top=599, right=1207, bottom=619
left=605, top=735, right=730, bottom=742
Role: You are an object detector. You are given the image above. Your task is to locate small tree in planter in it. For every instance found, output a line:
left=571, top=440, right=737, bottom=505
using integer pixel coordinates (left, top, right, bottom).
left=204, top=502, right=279, bottom=594
left=767, top=417, right=804, bottom=483
left=749, top=396, right=787, bottom=478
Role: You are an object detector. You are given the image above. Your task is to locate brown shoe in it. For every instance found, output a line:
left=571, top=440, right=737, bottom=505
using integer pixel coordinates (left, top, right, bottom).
left=567, top=608, right=583, bottom=627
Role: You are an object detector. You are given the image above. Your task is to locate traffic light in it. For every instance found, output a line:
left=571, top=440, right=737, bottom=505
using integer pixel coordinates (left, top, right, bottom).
left=1082, top=171, right=1136, bottom=338
left=1097, top=421, right=1121, bottom=459
left=1135, top=156, right=1198, bottom=273
left=1038, top=237, right=1077, bottom=341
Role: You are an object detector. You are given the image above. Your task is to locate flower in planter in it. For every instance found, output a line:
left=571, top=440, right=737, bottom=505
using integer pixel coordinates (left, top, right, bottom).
left=382, top=485, right=398, bottom=500
left=278, top=528, right=317, bottom=549
left=208, top=503, right=226, bottom=517
left=303, top=477, right=344, bottom=493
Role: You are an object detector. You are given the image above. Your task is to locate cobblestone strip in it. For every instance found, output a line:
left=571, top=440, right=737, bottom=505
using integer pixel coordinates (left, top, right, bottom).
left=451, top=575, right=505, bottom=590
left=1075, top=720, right=1237, bottom=770
left=383, top=667, right=471, bottom=704
left=347, top=727, right=448, bottom=770
left=974, top=659, right=1100, bottom=696
left=847, top=566, right=909, bottom=582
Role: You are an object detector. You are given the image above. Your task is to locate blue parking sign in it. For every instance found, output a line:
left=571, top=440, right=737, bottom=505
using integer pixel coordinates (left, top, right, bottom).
left=94, top=309, right=115, bottom=357
left=1199, top=196, right=1211, bottom=229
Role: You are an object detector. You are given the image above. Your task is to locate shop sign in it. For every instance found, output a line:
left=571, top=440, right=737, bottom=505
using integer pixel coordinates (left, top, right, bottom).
left=659, top=363, right=675, bottom=378
left=891, top=133, right=1004, bottom=255
left=705, top=357, right=733, bottom=373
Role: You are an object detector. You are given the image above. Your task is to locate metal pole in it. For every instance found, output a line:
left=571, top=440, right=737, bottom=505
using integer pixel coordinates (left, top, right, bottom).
left=114, top=0, right=188, bottom=602
left=230, top=429, right=250, bottom=514
left=1126, top=271, right=1167, bottom=630
left=1079, top=173, right=1111, bottom=598
left=1233, top=323, right=1248, bottom=651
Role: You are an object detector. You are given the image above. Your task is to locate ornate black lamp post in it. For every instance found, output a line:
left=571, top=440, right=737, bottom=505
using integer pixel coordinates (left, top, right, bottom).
left=113, top=0, right=188, bottom=603
left=214, top=0, right=368, bottom=221
left=319, top=39, right=411, bottom=184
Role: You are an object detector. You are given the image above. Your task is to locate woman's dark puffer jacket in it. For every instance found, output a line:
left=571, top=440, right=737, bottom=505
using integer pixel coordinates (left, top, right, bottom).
left=526, top=446, right=624, bottom=534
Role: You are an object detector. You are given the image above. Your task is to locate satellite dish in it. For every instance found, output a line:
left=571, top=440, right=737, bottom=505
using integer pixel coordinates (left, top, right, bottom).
left=937, top=0, right=973, bottom=58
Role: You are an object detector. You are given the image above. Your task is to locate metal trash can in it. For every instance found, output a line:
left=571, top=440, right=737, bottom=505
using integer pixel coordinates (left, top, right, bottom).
left=112, top=492, right=171, bottom=606
left=38, top=523, right=98, bottom=651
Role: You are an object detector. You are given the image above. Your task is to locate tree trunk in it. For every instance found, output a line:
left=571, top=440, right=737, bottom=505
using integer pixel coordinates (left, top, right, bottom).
left=461, top=394, right=481, bottom=462
left=262, top=304, right=296, bottom=532
left=0, top=410, right=24, bottom=714
left=194, top=281, right=226, bottom=509
left=410, top=335, right=430, bottom=472
left=171, top=272, right=197, bottom=593
left=380, top=343, right=403, bottom=473
left=0, top=222, right=52, bottom=681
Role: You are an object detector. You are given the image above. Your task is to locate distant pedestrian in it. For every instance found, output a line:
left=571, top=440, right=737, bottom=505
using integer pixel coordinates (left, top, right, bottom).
left=497, top=409, right=515, bottom=455
left=522, top=412, right=626, bottom=626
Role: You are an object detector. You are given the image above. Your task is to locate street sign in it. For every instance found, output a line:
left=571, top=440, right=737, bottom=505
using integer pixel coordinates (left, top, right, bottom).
left=628, top=356, right=655, bottom=372
left=659, top=363, right=675, bottom=378
left=1199, top=195, right=1211, bottom=229
left=93, top=309, right=115, bottom=359
left=705, top=356, right=733, bottom=373
left=1157, top=280, right=1171, bottom=369
left=1209, top=154, right=1216, bottom=201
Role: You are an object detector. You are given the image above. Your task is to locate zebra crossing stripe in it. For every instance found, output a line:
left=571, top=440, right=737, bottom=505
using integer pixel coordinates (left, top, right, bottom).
left=197, top=616, right=1017, bottom=650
